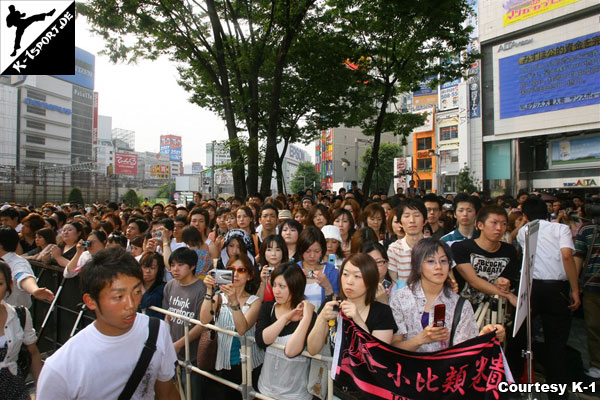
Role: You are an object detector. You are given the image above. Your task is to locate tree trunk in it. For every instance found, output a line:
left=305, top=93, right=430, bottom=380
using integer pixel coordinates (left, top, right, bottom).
left=275, top=138, right=290, bottom=194
left=362, top=82, right=393, bottom=196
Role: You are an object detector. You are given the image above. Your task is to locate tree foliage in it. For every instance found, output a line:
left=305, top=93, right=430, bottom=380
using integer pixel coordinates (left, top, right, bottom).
left=123, top=189, right=141, bottom=208
left=157, top=182, right=176, bottom=199
left=360, top=143, right=403, bottom=194
left=457, top=166, right=479, bottom=194
left=67, top=187, right=84, bottom=206
left=290, top=162, right=320, bottom=194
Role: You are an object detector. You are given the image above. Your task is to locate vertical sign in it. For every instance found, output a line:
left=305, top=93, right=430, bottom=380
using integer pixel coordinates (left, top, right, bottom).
left=92, top=92, right=98, bottom=146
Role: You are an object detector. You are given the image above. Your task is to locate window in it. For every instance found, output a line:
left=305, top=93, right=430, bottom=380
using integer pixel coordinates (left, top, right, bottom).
left=27, top=90, right=46, bottom=101
left=26, top=150, right=45, bottom=159
left=417, top=158, right=432, bottom=170
left=421, top=180, right=433, bottom=191
left=417, top=137, right=432, bottom=150
left=26, top=136, right=45, bottom=145
left=26, top=105, right=46, bottom=116
left=26, top=120, right=46, bottom=130
left=440, top=126, right=458, bottom=141
left=440, top=149, right=459, bottom=166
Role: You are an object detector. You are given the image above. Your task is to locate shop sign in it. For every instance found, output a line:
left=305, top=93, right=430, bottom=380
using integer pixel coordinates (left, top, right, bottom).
left=563, top=179, right=598, bottom=187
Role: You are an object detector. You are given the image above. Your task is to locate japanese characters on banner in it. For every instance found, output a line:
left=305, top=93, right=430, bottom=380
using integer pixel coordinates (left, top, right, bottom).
left=150, top=164, right=169, bottom=179
left=115, top=153, right=138, bottom=175
left=440, top=80, right=461, bottom=111
left=332, top=316, right=510, bottom=399
left=503, top=0, right=580, bottom=27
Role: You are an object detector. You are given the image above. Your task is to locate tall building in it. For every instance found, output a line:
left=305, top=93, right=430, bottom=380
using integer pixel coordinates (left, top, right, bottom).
left=479, top=0, right=600, bottom=195
left=112, top=127, right=135, bottom=150
left=0, top=78, right=18, bottom=167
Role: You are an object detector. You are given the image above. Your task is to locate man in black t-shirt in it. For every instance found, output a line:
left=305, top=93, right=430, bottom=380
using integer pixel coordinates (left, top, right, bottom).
left=452, top=205, right=518, bottom=307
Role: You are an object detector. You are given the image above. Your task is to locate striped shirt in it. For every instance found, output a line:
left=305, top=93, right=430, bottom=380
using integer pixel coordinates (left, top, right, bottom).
left=387, top=237, right=413, bottom=284
left=575, top=224, right=600, bottom=293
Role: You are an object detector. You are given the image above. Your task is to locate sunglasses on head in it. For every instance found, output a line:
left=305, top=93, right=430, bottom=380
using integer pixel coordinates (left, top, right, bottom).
left=226, top=266, right=248, bottom=274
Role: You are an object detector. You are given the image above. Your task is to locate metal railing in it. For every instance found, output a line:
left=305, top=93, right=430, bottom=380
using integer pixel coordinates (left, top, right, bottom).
left=149, top=306, right=334, bottom=400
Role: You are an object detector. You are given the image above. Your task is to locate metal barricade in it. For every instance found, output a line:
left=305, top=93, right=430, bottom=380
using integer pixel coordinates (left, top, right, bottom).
left=149, top=306, right=334, bottom=400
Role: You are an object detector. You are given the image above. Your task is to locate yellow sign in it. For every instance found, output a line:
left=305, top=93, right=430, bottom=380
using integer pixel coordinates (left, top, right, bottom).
left=503, top=0, right=580, bottom=27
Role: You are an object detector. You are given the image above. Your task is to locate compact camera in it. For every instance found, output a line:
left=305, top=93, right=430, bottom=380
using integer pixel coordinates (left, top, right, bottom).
left=82, top=241, right=91, bottom=248
left=210, top=269, right=233, bottom=285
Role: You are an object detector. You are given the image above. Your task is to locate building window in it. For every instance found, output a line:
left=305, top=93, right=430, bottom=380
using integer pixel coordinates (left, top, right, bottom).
left=417, top=137, right=432, bottom=150
left=26, top=136, right=45, bottom=145
left=27, top=90, right=46, bottom=101
left=420, top=179, right=433, bottom=191
left=440, top=126, right=458, bottom=141
left=26, top=120, right=46, bottom=130
left=26, top=105, right=46, bottom=116
left=26, top=150, right=45, bottom=159
left=417, top=158, right=432, bottom=171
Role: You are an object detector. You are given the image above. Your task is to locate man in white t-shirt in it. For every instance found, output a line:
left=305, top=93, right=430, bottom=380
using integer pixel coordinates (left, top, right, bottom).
left=37, top=248, right=179, bottom=400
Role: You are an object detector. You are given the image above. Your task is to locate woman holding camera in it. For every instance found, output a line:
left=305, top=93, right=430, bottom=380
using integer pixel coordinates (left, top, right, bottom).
left=389, top=238, right=504, bottom=352
left=257, top=235, right=288, bottom=302
left=255, top=262, right=316, bottom=400
left=48, top=222, right=86, bottom=267
left=296, top=227, right=339, bottom=310
left=201, top=253, right=264, bottom=399
left=63, top=230, right=107, bottom=278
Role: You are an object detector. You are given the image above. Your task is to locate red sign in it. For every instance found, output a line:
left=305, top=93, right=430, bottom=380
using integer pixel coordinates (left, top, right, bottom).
left=115, top=153, right=138, bottom=175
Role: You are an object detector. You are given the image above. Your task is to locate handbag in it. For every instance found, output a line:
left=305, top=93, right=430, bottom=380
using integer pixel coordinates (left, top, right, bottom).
left=449, top=296, right=466, bottom=347
left=15, top=306, right=32, bottom=378
left=118, top=317, right=160, bottom=400
left=196, top=295, right=219, bottom=371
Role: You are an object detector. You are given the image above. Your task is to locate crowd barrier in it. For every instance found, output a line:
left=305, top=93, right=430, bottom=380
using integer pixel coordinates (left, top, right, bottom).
left=149, top=306, right=335, bottom=400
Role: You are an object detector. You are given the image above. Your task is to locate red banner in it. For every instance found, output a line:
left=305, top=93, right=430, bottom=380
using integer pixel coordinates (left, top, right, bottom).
left=115, top=153, right=138, bottom=175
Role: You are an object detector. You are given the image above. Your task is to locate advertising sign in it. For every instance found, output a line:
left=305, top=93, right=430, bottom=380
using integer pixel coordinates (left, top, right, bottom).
left=92, top=92, right=98, bottom=146
left=467, top=61, right=481, bottom=118
left=503, top=0, right=580, bottom=27
left=394, top=157, right=409, bottom=192
left=115, top=153, right=138, bottom=175
left=439, top=84, right=459, bottom=110
left=412, top=107, right=435, bottom=133
left=160, top=135, right=183, bottom=162
left=499, top=33, right=600, bottom=120
left=549, top=135, right=600, bottom=169
left=191, top=162, right=203, bottom=174
left=150, top=164, right=169, bottom=179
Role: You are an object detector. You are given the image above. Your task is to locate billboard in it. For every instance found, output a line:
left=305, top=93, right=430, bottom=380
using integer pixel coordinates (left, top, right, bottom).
left=192, top=162, right=203, bottom=174
left=160, top=135, right=183, bottom=162
left=499, top=32, right=600, bottom=120
left=503, top=0, right=581, bottom=27
left=549, top=135, right=600, bottom=169
left=115, top=153, right=138, bottom=175
left=439, top=82, right=460, bottom=111
left=53, top=47, right=95, bottom=90
left=412, top=107, right=435, bottom=133
left=150, top=164, right=169, bottom=179
left=317, top=129, right=334, bottom=189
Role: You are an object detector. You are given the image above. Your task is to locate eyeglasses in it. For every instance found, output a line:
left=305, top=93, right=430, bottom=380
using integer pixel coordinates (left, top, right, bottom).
left=227, top=267, right=248, bottom=274
left=374, top=259, right=387, bottom=267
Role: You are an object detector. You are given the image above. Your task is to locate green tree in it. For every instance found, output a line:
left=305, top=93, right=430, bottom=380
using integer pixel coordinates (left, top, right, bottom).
left=360, top=143, right=403, bottom=194
left=67, top=187, right=84, bottom=206
left=123, top=189, right=141, bottom=208
left=457, top=166, right=479, bottom=194
left=328, top=0, right=477, bottom=196
left=290, top=162, right=320, bottom=194
left=157, top=182, right=176, bottom=199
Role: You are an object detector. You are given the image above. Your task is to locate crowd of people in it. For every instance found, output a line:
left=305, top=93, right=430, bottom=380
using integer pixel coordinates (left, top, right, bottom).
left=0, top=185, right=597, bottom=399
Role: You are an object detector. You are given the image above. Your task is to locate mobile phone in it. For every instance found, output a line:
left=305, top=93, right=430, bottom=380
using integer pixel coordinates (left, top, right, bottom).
left=82, top=240, right=91, bottom=248
left=433, top=304, right=446, bottom=327
left=307, top=270, right=314, bottom=279
left=382, top=279, right=392, bottom=291
left=328, top=254, right=336, bottom=265
left=210, top=270, right=233, bottom=285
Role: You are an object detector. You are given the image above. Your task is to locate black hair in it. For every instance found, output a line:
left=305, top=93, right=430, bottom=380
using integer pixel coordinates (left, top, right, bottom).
left=152, top=203, right=165, bottom=210
left=396, top=199, right=427, bottom=221
left=453, top=193, right=481, bottom=214
left=157, top=217, right=175, bottom=231
left=53, top=211, right=67, bottom=225
left=270, top=261, right=306, bottom=308
left=89, top=230, right=107, bottom=244
left=0, top=207, right=20, bottom=221
left=476, top=205, right=508, bottom=226
left=281, top=218, right=303, bottom=235
left=406, top=238, right=453, bottom=294
left=168, top=247, right=198, bottom=272
left=0, top=227, right=19, bottom=252
left=361, top=241, right=389, bottom=262
left=0, top=260, right=12, bottom=296
left=130, top=235, right=145, bottom=248
left=258, top=234, right=289, bottom=266
left=296, top=226, right=327, bottom=262
left=139, top=252, right=165, bottom=290
left=181, top=226, right=204, bottom=247
left=107, top=202, right=119, bottom=211
left=44, top=217, right=58, bottom=232
left=521, top=197, right=549, bottom=221
left=260, top=204, right=279, bottom=218
left=107, top=231, right=128, bottom=248
left=36, top=227, right=56, bottom=245
left=175, top=215, right=188, bottom=225
left=252, top=192, right=264, bottom=202
left=127, top=218, right=148, bottom=234
left=422, top=194, right=442, bottom=208
left=80, top=247, right=143, bottom=306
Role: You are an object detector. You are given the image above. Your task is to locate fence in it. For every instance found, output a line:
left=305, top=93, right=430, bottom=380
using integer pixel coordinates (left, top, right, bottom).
left=29, top=261, right=334, bottom=400
left=148, top=306, right=335, bottom=400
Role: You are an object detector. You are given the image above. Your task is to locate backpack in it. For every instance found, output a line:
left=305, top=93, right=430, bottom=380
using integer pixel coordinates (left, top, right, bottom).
left=15, top=306, right=32, bottom=377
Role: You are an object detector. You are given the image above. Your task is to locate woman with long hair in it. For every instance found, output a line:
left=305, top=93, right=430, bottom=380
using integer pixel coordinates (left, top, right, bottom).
left=305, top=204, right=330, bottom=230
left=255, top=262, right=316, bottom=400
left=341, top=198, right=361, bottom=228
left=24, top=228, right=56, bottom=260
left=390, top=238, right=505, bottom=352
left=201, top=253, right=264, bottom=399
left=280, top=219, right=303, bottom=262
left=19, top=213, right=45, bottom=254
left=332, top=208, right=355, bottom=259
left=363, top=203, right=386, bottom=240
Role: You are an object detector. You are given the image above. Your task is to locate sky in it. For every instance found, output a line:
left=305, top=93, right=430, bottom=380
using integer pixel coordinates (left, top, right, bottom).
left=75, top=15, right=231, bottom=167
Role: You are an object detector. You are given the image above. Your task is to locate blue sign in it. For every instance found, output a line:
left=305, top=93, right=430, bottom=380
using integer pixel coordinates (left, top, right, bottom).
left=53, top=47, right=95, bottom=90
left=170, top=148, right=182, bottom=162
left=499, top=33, right=600, bottom=119
left=413, top=76, right=438, bottom=96
left=24, top=98, right=72, bottom=114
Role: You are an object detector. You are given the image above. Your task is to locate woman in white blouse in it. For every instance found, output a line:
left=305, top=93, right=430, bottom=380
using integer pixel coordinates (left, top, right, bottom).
left=201, top=253, right=264, bottom=399
left=390, top=238, right=505, bottom=352
left=0, top=261, right=43, bottom=399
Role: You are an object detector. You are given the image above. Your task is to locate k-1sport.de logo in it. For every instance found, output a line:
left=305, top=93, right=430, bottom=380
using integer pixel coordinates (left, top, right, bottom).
left=0, top=0, right=74, bottom=75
